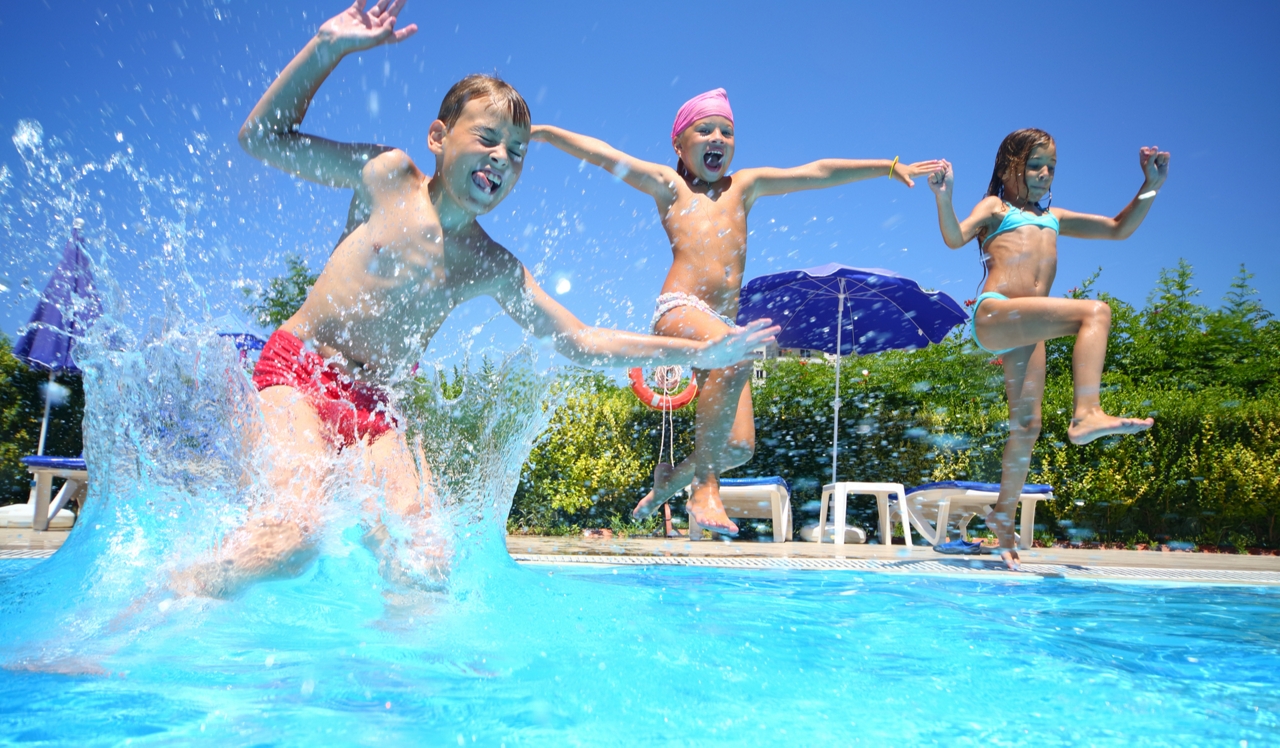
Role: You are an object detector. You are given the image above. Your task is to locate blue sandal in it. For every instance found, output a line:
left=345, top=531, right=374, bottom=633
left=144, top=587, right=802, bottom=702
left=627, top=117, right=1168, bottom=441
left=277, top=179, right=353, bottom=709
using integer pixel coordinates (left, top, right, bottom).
left=933, top=538, right=983, bottom=555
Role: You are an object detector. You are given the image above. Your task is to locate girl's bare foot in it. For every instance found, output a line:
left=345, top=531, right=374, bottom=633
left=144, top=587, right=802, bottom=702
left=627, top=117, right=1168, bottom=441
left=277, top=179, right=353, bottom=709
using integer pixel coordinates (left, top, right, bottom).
left=1068, top=412, right=1154, bottom=445
left=997, top=547, right=1021, bottom=571
left=687, top=482, right=738, bottom=536
left=632, top=492, right=661, bottom=520
left=632, top=463, right=678, bottom=520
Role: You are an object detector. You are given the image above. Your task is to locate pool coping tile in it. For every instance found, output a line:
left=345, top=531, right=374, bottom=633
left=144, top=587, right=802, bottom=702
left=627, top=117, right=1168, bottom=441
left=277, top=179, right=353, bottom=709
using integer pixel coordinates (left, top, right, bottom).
left=510, top=553, right=1280, bottom=586
left=5, top=529, right=1279, bottom=586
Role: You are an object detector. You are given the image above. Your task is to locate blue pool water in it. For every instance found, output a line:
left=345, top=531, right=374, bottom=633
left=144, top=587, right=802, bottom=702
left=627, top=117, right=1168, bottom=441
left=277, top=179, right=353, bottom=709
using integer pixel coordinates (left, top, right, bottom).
left=2, top=555, right=1278, bottom=746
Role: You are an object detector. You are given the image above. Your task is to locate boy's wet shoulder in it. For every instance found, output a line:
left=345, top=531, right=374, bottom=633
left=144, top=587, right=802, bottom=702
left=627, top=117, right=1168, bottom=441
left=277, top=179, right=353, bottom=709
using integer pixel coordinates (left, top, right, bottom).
left=362, top=148, right=424, bottom=185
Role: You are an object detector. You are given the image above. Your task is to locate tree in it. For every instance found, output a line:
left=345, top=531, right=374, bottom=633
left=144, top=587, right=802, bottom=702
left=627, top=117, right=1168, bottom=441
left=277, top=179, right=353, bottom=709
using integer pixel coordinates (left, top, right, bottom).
left=1221, top=264, right=1271, bottom=326
left=0, top=335, right=85, bottom=504
left=242, top=254, right=318, bottom=328
left=1203, top=265, right=1280, bottom=394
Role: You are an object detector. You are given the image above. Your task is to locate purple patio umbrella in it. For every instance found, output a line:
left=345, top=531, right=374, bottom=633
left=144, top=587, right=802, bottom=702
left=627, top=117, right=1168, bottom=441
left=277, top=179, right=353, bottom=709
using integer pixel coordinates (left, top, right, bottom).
left=737, top=263, right=966, bottom=482
left=14, top=220, right=100, bottom=455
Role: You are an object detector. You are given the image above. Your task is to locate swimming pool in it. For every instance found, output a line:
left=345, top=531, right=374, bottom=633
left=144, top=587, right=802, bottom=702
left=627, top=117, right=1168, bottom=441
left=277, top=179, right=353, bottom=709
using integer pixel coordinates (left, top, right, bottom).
left=0, top=275, right=1273, bottom=746
left=2, top=554, right=1277, bottom=746
left=1, top=131, right=1275, bottom=744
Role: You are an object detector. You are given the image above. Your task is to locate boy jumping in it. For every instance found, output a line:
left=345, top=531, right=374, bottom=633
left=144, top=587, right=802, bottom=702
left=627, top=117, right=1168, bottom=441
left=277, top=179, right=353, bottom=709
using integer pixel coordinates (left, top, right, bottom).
left=174, top=0, right=776, bottom=597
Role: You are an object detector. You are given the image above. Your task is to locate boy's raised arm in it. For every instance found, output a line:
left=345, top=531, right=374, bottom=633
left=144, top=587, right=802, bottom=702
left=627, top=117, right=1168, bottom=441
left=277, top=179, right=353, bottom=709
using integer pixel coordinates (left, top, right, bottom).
left=745, top=158, right=942, bottom=204
left=1056, top=146, right=1170, bottom=240
left=488, top=259, right=777, bottom=370
left=238, top=0, right=418, bottom=188
left=532, top=125, right=678, bottom=204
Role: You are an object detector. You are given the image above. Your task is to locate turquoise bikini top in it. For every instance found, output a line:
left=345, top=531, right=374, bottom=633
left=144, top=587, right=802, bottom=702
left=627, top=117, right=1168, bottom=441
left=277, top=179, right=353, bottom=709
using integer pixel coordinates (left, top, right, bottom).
left=981, top=202, right=1059, bottom=247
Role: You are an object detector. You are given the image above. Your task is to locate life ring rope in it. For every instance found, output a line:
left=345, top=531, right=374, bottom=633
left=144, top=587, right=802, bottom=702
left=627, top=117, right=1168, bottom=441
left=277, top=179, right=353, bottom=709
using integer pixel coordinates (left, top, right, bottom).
left=628, top=367, right=698, bottom=411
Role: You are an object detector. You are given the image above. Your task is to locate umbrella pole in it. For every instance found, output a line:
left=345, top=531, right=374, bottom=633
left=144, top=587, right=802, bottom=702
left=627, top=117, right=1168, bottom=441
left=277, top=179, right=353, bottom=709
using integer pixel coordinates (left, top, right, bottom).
left=37, top=370, right=54, bottom=456
left=831, top=291, right=845, bottom=485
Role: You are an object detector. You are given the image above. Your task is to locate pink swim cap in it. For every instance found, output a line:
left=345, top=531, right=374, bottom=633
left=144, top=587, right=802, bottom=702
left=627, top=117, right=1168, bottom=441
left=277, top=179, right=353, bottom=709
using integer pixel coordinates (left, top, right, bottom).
left=671, top=88, right=734, bottom=143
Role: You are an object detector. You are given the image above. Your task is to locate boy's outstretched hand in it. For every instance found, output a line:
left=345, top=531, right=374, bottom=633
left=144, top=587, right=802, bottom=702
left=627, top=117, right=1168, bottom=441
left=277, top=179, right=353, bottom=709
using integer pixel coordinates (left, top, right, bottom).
left=694, top=318, right=780, bottom=370
left=318, top=0, right=418, bottom=55
left=927, top=159, right=955, bottom=198
left=891, top=160, right=944, bottom=189
left=1139, top=146, right=1170, bottom=190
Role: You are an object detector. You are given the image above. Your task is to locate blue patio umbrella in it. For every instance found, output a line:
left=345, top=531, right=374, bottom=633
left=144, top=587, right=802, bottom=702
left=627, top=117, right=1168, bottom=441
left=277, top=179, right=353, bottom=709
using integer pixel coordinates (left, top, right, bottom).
left=212, top=313, right=267, bottom=374
left=737, top=263, right=966, bottom=483
left=14, top=220, right=101, bottom=455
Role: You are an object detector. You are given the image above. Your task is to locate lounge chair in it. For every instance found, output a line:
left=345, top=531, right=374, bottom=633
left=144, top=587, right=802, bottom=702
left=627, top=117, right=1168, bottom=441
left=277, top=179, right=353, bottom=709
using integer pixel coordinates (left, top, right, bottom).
left=895, top=481, right=1054, bottom=551
left=688, top=476, right=792, bottom=541
left=0, top=456, right=86, bottom=531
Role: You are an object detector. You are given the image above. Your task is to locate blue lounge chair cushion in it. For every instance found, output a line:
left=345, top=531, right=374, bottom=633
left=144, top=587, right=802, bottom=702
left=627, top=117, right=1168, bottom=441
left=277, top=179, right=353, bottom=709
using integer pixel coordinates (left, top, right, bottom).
left=21, top=456, right=87, bottom=471
left=720, top=476, right=791, bottom=495
left=908, top=480, right=1053, bottom=494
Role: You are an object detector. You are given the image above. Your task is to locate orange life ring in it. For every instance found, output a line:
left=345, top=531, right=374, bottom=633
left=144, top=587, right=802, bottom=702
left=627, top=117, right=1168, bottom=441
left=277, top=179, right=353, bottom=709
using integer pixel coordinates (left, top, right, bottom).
left=628, top=367, right=698, bottom=411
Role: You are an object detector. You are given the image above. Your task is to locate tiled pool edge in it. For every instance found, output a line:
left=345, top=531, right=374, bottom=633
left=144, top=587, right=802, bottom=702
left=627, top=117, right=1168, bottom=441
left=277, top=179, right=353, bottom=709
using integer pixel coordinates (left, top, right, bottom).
left=8, top=548, right=1279, bottom=586
left=511, top=553, right=1280, bottom=586
left=0, top=550, right=57, bottom=559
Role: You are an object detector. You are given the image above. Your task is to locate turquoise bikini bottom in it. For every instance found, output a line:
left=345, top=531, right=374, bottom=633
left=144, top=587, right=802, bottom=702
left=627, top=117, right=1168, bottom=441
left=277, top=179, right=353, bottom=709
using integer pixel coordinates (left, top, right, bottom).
left=970, top=292, right=1017, bottom=355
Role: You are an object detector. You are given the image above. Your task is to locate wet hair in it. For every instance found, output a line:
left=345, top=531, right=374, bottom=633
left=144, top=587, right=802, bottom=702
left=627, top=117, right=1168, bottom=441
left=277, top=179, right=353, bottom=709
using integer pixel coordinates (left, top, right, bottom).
left=437, top=74, right=530, bottom=130
left=672, top=130, right=693, bottom=179
left=985, top=128, right=1055, bottom=200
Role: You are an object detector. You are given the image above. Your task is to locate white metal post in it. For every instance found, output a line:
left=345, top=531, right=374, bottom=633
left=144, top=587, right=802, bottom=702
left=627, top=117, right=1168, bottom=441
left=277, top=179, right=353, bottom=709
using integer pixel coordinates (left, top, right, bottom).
left=37, top=370, right=54, bottom=456
left=831, top=289, right=845, bottom=485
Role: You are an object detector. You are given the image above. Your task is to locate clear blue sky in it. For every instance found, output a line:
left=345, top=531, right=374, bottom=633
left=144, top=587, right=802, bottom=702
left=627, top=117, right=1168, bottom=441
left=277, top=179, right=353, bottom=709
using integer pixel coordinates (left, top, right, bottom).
left=2, top=0, right=1278, bottom=365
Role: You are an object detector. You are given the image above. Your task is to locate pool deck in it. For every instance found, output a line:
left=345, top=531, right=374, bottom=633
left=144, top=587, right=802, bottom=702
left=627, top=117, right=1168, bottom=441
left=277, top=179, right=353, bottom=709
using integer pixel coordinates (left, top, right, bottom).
left=6, top=528, right=1280, bottom=585
left=507, top=535, right=1280, bottom=585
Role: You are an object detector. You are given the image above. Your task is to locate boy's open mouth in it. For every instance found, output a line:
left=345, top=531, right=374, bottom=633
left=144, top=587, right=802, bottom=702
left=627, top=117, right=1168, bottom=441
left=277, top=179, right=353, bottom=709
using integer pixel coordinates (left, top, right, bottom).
left=703, top=148, right=724, bottom=171
left=471, top=169, right=503, bottom=195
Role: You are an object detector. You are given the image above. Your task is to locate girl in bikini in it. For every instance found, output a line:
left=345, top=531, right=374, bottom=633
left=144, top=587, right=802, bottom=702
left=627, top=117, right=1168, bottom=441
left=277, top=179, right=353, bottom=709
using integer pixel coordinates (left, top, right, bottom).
left=928, top=128, right=1169, bottom=569
left=534, top=89, right=940, bottom=535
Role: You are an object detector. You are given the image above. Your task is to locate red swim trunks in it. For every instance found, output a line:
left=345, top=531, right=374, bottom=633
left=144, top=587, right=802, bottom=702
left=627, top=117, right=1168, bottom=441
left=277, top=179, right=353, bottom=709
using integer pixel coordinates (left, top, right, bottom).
left=252, top=329, right=401, bottom=448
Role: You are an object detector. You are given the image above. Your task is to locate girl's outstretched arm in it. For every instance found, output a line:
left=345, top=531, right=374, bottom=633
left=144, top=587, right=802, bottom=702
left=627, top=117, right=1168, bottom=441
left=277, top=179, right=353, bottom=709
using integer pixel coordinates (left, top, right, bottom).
left=487, top=257, right=779, bottom=370
left=743, top=158, right=941, bottom=204
left=1055, top=146, right=1170, bottom=240
left=927, top=160, right=1001, bottom=248
left=531, top=125, right=679, bottom=203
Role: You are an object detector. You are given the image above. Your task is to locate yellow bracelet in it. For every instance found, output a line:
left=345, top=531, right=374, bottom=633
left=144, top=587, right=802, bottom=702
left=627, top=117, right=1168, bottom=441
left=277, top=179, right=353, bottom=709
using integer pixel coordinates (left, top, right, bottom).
left=888, top=155, right=899, bottom=180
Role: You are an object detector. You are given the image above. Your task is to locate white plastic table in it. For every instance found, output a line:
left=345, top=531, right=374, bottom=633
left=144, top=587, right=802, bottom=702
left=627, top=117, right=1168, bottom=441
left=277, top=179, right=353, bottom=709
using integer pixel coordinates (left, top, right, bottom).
left=817, top=481, right=908, bottom=547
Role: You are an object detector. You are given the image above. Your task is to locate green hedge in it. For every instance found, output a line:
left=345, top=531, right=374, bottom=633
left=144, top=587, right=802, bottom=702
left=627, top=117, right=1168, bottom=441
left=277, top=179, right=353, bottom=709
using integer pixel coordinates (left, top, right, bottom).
left=511, top=262, right=1280, bottom=548
left=0, top=334, right=85, bottom=505
left=511, top=349, right=1280, bottom=548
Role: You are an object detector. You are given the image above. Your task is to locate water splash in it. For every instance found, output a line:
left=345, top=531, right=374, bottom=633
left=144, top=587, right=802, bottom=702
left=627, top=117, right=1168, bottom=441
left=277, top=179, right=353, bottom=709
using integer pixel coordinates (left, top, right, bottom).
left=0, top=121, right=564, bottom=667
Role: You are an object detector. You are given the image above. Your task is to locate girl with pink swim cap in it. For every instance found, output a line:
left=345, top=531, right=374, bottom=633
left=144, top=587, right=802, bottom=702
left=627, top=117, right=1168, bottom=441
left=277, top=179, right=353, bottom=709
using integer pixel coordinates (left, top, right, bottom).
left=533, top=89, right=940, bottom=536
